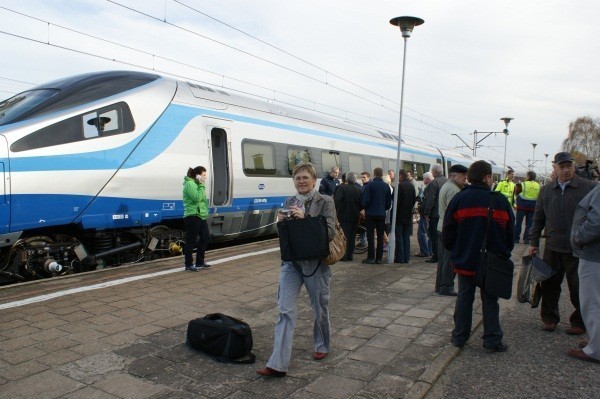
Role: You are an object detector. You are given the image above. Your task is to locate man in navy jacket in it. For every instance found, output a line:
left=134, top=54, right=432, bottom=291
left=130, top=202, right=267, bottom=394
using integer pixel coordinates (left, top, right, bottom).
left=443, top=160, right=515, bottom=352
left=362, top=167, right=392, bottom=264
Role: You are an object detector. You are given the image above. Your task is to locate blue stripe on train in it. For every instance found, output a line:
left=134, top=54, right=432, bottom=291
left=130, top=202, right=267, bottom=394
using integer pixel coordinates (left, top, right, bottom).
left=5, top=194, right=288, bottom=232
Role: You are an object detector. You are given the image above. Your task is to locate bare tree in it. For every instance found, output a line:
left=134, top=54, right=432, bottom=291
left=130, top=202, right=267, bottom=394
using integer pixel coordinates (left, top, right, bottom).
left=562, top=116, right=600, bottom=164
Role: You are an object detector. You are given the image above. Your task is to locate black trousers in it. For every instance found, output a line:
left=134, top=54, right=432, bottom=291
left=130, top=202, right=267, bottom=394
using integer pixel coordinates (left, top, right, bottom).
left=184, top=216, right=210, bottom=267
left=428, top=217, right=440, bottom=260
left=340, top=220, right=358, bottom=260
left=540, top=249, right=584, bottom=328
left=366, top=216, right=386, bottom=261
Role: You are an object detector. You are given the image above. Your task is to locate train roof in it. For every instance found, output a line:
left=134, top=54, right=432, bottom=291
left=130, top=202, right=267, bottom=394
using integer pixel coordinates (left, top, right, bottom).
left=0, top=71, right=160, bottom=127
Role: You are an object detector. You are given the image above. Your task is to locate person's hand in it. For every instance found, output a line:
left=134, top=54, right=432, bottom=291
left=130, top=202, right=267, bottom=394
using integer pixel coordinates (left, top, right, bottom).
left=527, top=246, right=538, bottom=257
left=290, top=206, right=305, bottom=219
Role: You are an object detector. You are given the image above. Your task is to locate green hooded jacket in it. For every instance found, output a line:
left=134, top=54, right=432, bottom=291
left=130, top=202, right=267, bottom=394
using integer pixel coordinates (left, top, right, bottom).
left=183, top=176, right=208, bottom=219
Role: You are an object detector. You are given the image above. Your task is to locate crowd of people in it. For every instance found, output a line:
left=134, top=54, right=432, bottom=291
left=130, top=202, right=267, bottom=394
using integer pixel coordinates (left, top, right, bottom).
left=183, top=152, right=599, bottom=378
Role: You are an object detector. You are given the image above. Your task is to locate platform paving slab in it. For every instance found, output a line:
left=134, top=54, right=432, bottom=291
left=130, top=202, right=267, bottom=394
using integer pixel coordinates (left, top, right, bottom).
left=0, top=238, right=497, bottom=398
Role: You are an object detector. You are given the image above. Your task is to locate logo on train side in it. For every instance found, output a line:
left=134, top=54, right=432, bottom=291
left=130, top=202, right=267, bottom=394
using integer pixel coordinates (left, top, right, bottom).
left=162, top=203, right=175, bottom=210
left=253, top=198, right=267, bottom=204
left=258, top=184, right=265, bottom=190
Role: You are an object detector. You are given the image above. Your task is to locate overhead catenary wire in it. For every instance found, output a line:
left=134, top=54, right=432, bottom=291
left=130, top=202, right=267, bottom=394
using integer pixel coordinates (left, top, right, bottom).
left=0, top=3, right=535, bottom=168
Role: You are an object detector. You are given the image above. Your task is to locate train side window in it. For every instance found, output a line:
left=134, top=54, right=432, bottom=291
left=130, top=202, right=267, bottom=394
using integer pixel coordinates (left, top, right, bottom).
left=415, top=163, right=429, bottom=180
left=348, top=154, right=364, bottom=174
left=371, top=157, right=383, bottom=172
left=287, top=148, right=311, bottom=175
left=321, top=151, right=340, bottom=175
left=10, top=102, right=135, bottom=152
left=243, top=141, right=276, bottom=176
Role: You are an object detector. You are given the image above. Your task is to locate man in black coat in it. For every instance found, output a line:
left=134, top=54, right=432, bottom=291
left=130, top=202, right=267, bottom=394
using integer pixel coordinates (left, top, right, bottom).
left=362, top=168, right=392, bottom=264
left=334, top=172, right=362, bottom=261
left=393, top=170, right=417, bottom=263
left=319, top=166, right=340, bottom=196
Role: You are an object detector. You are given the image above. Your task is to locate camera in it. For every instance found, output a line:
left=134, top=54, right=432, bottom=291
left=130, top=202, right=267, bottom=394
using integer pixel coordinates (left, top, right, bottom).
left=279, top=209, right=293, bottom=219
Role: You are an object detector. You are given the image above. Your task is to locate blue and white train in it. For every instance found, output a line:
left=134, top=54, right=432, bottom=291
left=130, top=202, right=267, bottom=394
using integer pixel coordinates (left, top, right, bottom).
left=0, top=70, right=499, bottom=283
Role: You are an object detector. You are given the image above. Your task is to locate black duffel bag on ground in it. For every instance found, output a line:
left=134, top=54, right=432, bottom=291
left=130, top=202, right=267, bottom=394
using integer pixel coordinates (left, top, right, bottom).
left=186, top=313, right=255, bottom=364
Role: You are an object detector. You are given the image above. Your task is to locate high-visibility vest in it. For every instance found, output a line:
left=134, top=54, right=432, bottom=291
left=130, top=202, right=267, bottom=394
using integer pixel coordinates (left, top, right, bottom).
left=519, top=180, right=540, bottom=200
left=495, top=180, right=515, bottom=205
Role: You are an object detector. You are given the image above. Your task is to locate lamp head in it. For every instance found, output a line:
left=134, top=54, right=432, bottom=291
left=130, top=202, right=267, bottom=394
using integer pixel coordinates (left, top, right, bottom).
left=500, top=117, right=513, bottom=127
left=390, top=16, right=425, bottom=38
left=532, top=143, right=537, bottom=148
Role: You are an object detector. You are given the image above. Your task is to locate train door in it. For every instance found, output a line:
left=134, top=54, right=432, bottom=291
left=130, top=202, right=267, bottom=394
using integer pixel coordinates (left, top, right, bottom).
left=0, top=135, right=9, bottom=234
left=209, top=127, right=231, bottom=206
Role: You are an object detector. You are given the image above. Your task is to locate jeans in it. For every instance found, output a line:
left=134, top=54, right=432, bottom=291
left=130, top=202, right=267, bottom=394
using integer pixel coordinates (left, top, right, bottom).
left=417, top=217, right=432, bottom=256
left=184, top=216, right=210, bottom=266
left=436, top=231, right=455, bottom=293
left=579, top=259, right=600, bottom=360
left=514, top=209, right=533, bottom=243
left=540, top=249, right=583, bottom=328
left=366, top=216, right=386, bottom=261
left=394, top=223, right=412, bottom=263
left=452, top=274, right=503, bottom=348
left=267, top=261, right=331, bottom=372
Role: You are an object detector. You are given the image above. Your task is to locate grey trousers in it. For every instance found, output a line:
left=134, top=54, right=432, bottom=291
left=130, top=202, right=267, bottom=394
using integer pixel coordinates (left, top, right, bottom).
left=579, top=259, right=600, bottom=360
left=266, top=261, right=332, bottom=372
left=436, top=231, right=455, bottom=294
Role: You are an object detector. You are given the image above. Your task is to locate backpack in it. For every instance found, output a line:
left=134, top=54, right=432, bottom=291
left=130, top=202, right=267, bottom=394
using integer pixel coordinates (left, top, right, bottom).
left=186, top=313, right=255, bottom=364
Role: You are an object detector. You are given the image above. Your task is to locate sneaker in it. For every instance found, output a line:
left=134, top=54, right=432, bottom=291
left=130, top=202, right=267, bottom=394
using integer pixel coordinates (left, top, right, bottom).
left=185, top=265, right=200, bottom=272
left=201, top=263, right=212, bottom=269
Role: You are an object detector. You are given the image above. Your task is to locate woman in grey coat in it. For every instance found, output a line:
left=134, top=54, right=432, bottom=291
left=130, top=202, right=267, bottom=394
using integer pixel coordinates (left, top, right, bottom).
left=257, top=163, right=336, bottom=377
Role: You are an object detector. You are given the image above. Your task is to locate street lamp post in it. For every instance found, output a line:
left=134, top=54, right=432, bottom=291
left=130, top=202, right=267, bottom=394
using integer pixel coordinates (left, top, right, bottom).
left=388, top=15, right=424, bottom=265
left=531, top=143, right=537, bottom=171
left=500, top=117, right=513, bottom=178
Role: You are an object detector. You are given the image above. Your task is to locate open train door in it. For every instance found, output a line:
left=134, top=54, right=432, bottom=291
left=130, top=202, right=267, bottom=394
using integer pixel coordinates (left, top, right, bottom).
left=209, top=127, right=231, bottom=206
left=0, top=135, right=9, bottom=235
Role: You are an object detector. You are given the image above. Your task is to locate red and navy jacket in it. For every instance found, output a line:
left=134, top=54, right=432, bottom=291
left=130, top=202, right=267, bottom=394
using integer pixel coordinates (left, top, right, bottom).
left=442, top=184, right=515, bottom=276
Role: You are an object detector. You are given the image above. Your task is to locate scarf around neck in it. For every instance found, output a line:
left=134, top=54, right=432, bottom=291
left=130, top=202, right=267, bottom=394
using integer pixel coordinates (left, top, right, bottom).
left=295, top=189, right=317, bottom=206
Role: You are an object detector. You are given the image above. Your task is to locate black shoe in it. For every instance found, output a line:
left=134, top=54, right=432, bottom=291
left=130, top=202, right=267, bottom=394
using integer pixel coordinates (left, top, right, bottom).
left=185, top=266, right=200, bottom=272
left=426, top=258, right=438, bottom=263
left=452, top=341, right=464, bottom=349
left=439, top=291, right=458, bottom=296
left=375, top=259, right=383, bottom=264
left=484, top=343, right=508, bottom=353
left=362, top=259, right=376, bottom=264
left=200, top=263, right=212, bottom=269
left=394, top=258, right=403, bottom=263
left=346, top=257, right=353, bottom=261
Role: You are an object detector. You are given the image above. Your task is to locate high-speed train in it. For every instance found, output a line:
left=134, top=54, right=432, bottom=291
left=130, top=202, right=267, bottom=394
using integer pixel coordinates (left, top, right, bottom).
left=0, top=70, right=501, bottom=283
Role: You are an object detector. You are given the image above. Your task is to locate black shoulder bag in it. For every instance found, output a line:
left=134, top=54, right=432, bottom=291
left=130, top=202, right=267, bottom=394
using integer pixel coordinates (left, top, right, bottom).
left=277, top=215, right=329, bottom=277
left=474, top=195, right=515, bottom=299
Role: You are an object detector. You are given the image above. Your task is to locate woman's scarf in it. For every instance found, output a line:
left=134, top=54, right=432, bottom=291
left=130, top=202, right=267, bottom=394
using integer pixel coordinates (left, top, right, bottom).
left=295, top=189, right=317, bottom=209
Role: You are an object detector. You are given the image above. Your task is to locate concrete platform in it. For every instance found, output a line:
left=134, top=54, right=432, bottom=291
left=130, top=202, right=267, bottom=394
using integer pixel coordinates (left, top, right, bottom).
left=0, top=238, right=589, bottom=398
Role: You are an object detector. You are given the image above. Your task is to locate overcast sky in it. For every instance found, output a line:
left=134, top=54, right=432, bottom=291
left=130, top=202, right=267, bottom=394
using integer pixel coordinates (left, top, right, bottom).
left=1, top=0, right=599, bottom=174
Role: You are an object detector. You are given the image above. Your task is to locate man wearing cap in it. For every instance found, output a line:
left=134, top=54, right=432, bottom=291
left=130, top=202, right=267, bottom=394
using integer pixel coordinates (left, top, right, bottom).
left=436, top=164, right=468, bottom=295
left=495, top=169, right=516, bottom=207
left=528, top=152, right=597, bottom=335
left=514, top=171, right=540, bottom=244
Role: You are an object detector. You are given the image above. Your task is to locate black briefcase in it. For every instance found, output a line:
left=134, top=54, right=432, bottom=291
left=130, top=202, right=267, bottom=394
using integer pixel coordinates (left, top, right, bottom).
left=186, top=313, right=255, bottom=364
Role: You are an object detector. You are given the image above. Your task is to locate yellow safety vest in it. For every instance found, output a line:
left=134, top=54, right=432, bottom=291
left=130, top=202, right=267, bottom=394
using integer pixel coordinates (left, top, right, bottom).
left=519, top=180, right=540, bottom=200
left=495, top=180, right=515, bottom=205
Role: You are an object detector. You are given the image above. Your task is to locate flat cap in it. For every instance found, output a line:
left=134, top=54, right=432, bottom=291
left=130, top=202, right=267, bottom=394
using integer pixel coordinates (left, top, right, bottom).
left=553, top=152, right=573, bottom=164
left=450, top=164, right=468, bottom=173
